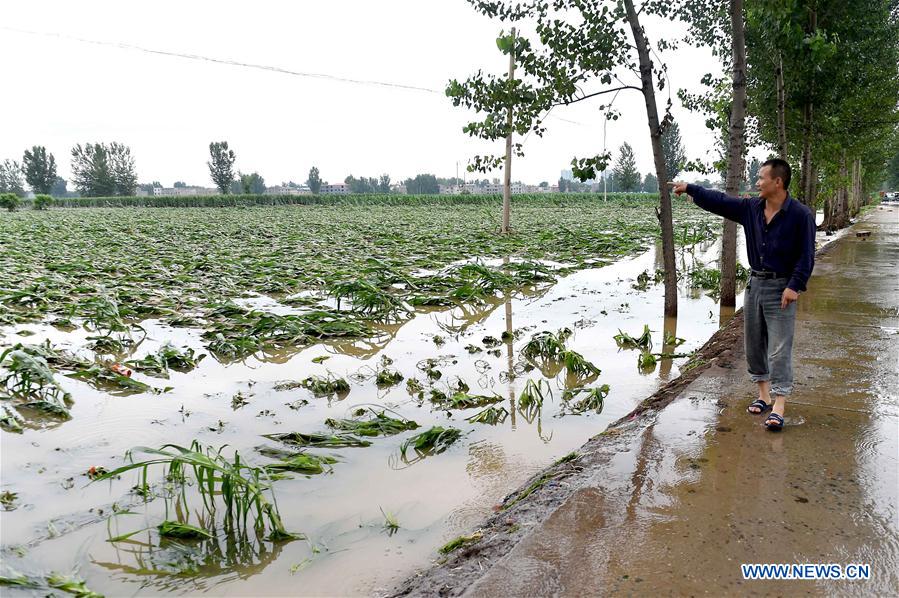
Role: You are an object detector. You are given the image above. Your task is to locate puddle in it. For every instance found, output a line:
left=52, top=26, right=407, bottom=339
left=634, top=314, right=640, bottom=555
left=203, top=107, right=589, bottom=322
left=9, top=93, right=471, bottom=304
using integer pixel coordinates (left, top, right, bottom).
left=1, top=238, right=750, bottom=596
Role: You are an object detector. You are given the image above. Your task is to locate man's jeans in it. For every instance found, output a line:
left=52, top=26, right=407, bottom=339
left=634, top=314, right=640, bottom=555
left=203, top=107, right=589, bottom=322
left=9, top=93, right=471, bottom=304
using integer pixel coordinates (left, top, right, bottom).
left=744, top=276, right=797, bottom=396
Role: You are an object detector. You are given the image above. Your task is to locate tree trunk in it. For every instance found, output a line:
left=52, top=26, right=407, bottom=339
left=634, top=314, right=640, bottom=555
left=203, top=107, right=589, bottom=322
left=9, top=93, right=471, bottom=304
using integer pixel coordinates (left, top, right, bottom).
left=624, top=0, right=677, bottom=317
left=721, top=0, right=746, bottom=308
left=776, top=52, right=788, bottom=160
left=799, top=101, right=814, bottom=206
left=833, top=152, right=850, bottom=229
left=502, top=28, right=516, bottom=234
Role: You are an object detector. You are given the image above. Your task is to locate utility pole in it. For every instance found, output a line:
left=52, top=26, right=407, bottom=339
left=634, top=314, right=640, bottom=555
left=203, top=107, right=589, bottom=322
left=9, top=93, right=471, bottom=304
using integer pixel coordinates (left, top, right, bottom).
left=502, top=28, right=516, bottom=234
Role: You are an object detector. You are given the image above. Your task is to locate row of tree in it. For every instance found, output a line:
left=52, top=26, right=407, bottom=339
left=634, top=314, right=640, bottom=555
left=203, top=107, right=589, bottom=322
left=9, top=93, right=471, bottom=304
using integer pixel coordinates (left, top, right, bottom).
left=0, top=143, right=138, bottom=198
left=448, top=0, right=898, bottom=317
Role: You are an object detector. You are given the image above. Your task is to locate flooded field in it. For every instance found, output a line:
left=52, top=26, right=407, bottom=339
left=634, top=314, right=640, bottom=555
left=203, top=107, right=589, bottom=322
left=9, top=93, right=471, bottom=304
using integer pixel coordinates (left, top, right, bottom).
left=0, top=200, right=748, bottom=596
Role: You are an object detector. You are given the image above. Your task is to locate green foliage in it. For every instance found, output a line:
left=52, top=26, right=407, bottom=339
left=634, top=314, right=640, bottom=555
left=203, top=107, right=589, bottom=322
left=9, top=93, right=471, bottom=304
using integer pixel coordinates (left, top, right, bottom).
left=402, top=174, right=439, bottom=194
left=32, top=194, right=53, bottom=210
left=208, top=141, right=236, bottom=194
left=0, top=160, right=25, bottom=197
left=94, top=441, right=298, bottom=541
left=300, top=375, right=351, bottom=397
left=0, top=346, right=72, bottom=419
left=70, top=142, right=136, bottom=197
left=157, top=520, right=214, bottom=540
left=438, top=531, right=482, bottom=554
left=466, top=405, right=509, bottom=425
left=0, top=193, right=20, bottom=212
left=562, top=384, right=609, bottom=414
left=22, top=146, right=57, bottom=194
left=233, top=171, right=266, bottom=195
left=307, top=166, right=322, bottom=194
left=0, top=571, right=102, bottom=597
left=125, top=344, right=205, bottom=378
left=264, top=431, right=372, bottom=448
left=614, top=325, right=653, bottom=350
left=324, top=409, right=419, bottom=437
left=374, top=368, right=404, bottom=388
left=400, top=426, right=462, bottom=458
left=661, top=120, right=687, bottom=181
left=261, top=451, right=337, bottom=475
left=518, top=379, right=551, bottom=423
left=612, top=142, right=641, bottom=192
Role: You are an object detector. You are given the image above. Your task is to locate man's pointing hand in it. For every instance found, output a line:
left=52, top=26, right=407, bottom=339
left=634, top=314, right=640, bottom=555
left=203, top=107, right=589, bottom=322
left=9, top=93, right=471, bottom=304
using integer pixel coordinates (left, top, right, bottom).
left=668, top=181, right=688, bottom=196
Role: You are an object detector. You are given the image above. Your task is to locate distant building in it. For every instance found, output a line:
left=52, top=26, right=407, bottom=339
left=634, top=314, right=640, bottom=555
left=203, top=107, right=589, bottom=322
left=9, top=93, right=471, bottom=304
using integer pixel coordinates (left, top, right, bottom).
left=320, top=183, right=349, bottom=195
left=265, top=185, right=310, bottom=195
left=153, top=186, right=219, bottom=196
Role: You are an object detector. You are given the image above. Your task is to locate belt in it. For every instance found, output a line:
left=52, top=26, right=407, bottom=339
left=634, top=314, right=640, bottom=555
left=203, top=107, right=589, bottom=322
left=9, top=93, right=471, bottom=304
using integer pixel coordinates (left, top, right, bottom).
left=750, top=270, right=789, bottom=279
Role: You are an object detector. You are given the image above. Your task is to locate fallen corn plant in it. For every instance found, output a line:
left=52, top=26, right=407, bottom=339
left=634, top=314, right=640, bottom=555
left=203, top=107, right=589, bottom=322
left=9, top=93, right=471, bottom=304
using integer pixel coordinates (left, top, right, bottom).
left=374, top=368, right=404, bottom=388
left=466, top=405, right=509, bottom=425
left=559, top=350, right=601, bottom=383
left=521, top=328, right=572, bottom=361
left=518, top=379, right=552, bottom=423
left=638, top=350, right=657, bottom=371
left=263, top=431, right=372, bottom=448
left=125, top=344, right=205, bottom=378
left=613, top=325, right=653, bottom=350
left=399, top=426, right=462, bottom=460
left=438, top=530, right=483, bottom=555
left=300, top=375, right=351, bottom=398
left=329, top=279, right=409, bottom=320
left=94, top=441, right=298, bottom=542
left=0, top=570, right=103, bottom=598
left=324, top=408, right=418, bottom=437
left=261, top=451, right=337, bottom=476
left=0, top=347, right=72, bottom=419
left=443, top=391, right=503, bottom=410
left=561, top=385, right=610, bottom=415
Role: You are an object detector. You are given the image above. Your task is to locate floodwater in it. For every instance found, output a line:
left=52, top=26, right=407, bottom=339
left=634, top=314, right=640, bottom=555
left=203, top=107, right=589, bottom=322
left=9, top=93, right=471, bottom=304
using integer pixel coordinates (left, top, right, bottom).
left=1, top=237, right=749, bottom=596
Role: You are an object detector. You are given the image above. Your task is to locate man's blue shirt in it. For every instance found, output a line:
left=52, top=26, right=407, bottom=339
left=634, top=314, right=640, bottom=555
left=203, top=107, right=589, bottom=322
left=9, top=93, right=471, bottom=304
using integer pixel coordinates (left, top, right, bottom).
left=686, top=184, right=816, bottom=293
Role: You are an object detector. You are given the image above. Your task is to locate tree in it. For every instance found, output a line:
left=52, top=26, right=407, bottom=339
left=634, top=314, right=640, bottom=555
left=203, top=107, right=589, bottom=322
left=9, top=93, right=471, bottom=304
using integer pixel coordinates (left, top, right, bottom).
left=0, top=160, right=26, bottom=197
left=50, top=176, right=67, bottom=197
left=174, top=181, right=187, bottom=188
left=403, top=174, right=439, bottom=194
left=612, top=142, right=641, bottom=192
left=661, top=120, right=686, bottom=181
left=450, top=0, right=683, bottom=315
left=22, top=146, right=57, bottom=194
left=70, top=142, right=137, bottom=197
left=643, top=172, right=659, bottom=193
left=378, top=174, right=391, bottom=193
left=747, top=157, right=761, bottom=186
left=108, top=142, right=137, bottom=196
left=208, top=141, right=236, bottom=194
left=232, top=172, right=265, bottom=194
left=71, top=144, right=115, bottom=197
left=307, top=166, right=322, bottom=194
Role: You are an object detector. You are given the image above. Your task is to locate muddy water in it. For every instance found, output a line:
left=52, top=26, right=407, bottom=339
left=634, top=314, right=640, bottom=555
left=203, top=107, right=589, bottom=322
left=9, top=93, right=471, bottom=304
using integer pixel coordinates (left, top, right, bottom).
left=1, top=238, right=748, bottom=596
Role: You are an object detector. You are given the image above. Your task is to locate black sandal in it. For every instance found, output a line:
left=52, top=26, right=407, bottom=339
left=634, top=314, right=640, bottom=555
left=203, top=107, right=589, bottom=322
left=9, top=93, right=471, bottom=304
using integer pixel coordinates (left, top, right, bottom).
left=765, top=412, right=784, bottom=431
left=747, top=398, right=773, bottom=415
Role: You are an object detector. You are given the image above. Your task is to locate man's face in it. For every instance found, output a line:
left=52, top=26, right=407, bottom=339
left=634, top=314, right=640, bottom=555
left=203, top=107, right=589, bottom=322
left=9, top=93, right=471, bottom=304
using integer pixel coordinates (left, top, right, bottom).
left=756, top=165, right=782, bottom=198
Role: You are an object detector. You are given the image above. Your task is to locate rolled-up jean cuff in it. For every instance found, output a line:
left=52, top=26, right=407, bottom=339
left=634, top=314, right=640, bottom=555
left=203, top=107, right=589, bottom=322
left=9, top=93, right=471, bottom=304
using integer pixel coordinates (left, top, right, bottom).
left=749, top=373, right=770, bottom=382
left=771, top=385, right=793, bottom=396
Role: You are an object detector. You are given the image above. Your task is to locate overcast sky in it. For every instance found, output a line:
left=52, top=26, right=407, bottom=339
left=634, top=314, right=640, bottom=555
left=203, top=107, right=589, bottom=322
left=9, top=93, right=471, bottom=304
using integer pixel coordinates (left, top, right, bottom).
left=1, top=0, right=745, bottom=187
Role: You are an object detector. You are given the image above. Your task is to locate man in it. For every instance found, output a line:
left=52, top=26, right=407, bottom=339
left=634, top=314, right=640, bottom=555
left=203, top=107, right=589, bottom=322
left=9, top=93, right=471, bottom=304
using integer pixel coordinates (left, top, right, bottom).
left=671, top=159, right=816, bottom=431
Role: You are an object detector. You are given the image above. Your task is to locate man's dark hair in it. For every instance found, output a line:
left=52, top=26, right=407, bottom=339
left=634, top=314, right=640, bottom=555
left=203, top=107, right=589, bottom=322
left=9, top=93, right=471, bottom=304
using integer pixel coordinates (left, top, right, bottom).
left=762, top=158, right=791, bottom=190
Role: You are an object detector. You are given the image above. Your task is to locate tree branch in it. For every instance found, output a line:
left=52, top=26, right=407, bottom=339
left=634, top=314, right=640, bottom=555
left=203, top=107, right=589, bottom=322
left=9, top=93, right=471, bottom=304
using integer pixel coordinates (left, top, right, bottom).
left=553, top=85, right=641, bottom=106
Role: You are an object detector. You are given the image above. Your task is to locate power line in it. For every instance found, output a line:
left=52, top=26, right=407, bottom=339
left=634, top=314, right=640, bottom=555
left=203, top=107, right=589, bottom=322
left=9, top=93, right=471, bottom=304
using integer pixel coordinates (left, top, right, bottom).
left=2, top=25, right=592, bottom=128
left=1, top=26, right=442, bottom=94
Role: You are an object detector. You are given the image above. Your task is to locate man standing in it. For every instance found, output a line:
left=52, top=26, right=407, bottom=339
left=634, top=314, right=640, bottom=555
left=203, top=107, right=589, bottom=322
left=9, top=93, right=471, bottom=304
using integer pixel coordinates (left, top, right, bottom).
left=671, top=159, right=816, bottom=431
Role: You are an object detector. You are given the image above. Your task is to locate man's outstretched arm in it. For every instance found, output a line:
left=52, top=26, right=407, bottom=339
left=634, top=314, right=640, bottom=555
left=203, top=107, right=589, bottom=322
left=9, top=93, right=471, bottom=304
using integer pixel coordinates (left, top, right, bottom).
left=669, top=182, right=749, bottom=225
